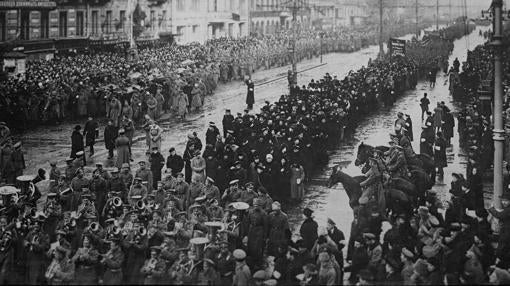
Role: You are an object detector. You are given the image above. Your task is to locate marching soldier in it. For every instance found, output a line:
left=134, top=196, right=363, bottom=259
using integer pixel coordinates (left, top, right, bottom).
left=101, top=238, right=125, bottom=285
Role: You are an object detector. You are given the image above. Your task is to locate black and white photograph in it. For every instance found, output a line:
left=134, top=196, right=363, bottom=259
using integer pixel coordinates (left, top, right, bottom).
left=0, top=0, right=507, bottom=284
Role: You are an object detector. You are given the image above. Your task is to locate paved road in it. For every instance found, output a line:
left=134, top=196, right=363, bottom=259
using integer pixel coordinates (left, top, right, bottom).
left=284, top=26, right=490, bottom=243
left=21, top=26, right=489, bottom=241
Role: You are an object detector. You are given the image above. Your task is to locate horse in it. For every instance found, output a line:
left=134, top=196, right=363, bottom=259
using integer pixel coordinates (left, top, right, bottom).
left=327, top=165, right=364, bottom=209
left=328, top=165, right=414, bottom=214
left=356, top=142, right=434, bottom=179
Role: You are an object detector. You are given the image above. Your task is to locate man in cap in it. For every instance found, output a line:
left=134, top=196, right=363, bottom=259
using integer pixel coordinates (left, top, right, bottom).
left=93, top=162, right=111, bottom=180
left=104, top=119, right=118, bottom=159
left=25, top=214, right=50, bottom=284
left=359, top=157, right=384, bottom=213
left=70, top=167, right=90, bottom=194
left=222, top=109, right=235, bottom=138
left=128, top=177, right=148, bottom=205
left=49, top=160, right=61, bottom=183
left=135, top=161, right=153, bottom=192
left=386, top=142, right=409, bottom=180
left=246, top=198, right=269, bottom=269
left=141, top=246, right=166, bottom=284
left=206, top=122, right=220, bottom=146
left=166, top=147, right=184, bottom=177
left=106, top=167, right=127, bottom=198
left=174, top=172, right=190, bottom=210
left=267, top=201, right=289, bottom=257
left=245, top=78, right=255, bottom=110
left=102, top=238, right=125, bottom=284
left=233, top=249, right=251, bottom=286
left=300, top=208, right=318, bottom=251
left=149, top=146, right=165, bottom=190
left=84, top=116, right=99, bottom=156
left=204, top=176, right=220, bottom=203
left=46, top=244, right=74, bottom=285
left=434, top=131, right=447, bottom=181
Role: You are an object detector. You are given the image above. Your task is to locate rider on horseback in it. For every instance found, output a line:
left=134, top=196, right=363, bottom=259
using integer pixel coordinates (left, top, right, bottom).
left=385, top=140, right=410, bottom=180
left=359, top=157, right=386, bottom=217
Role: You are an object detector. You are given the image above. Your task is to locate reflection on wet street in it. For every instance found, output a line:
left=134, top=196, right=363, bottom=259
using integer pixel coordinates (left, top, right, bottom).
left=285, top=26, right=490, bottom=246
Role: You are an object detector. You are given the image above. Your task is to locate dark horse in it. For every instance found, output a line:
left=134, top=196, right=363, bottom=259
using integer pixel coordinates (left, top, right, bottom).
left=328, top=165, right=414, bottom=215
left=355, top=142, right=434, bottom=201
left=327, top=165, right=364, bottom=209
left=356, top=142, right=435, bottom=181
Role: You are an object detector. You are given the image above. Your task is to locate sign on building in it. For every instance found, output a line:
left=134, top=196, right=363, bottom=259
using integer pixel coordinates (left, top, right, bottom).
left=389, top=38, right=406, bottom=57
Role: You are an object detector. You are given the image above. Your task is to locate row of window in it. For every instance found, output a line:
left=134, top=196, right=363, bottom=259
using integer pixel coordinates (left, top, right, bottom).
left=177, top=0, right=246, bottom=13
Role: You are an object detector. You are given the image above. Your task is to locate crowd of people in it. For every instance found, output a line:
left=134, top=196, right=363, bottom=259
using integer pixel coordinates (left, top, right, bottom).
left=3, top=21, right=505, bottom=286
left=0, top=23, right=431, bottom=131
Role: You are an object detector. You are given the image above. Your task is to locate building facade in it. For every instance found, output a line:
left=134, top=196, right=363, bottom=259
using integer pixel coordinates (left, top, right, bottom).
left=172, top=0, right=250, bottom=44
left=249, top=0, right=311, bottom=36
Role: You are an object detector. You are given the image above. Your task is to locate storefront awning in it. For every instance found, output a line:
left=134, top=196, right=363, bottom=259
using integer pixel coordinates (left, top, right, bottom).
left=0, top=1, right=56, bottom=10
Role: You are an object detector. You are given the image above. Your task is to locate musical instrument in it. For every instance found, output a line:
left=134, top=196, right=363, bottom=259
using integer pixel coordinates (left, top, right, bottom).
left=190, top=237, right=209, bottom=260
left=204, top=221, right=223, bottom=243
left=136, top=200, right=145, bottom=210
left=90, top=222, right=100, bottom=232
left=45, top=260, right=60, bottom=280
left=113, top=197, right=122, bottom=208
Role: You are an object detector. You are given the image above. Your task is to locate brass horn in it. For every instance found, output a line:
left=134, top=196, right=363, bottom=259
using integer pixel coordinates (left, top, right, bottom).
left=113, top=197, right=122, bottom=208
left=112, top=225, right=121, bottom=236
left=139, top=226, right=147, bottom=236
left=136, top=200, right=146, bottom=210
left=90, top=222, right=100, bottom=232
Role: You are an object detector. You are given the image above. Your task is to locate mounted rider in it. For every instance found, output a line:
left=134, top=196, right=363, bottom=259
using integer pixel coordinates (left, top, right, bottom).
left=385, top=139, right=409, bottom=180
left=359, top=157, right=385, bottom=216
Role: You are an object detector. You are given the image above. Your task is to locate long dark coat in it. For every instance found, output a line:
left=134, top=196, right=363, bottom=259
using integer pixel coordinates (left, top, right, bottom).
left=299, top=217, right=318, bottom=250
left=71, top=130, right=84, bottom=158
left=84, top=119, right=99, bottom=146
left=104, top=125, right=117, bottom=150
left=245, top=81, right=254, bottom=106
left=433, top=137, right=447, bottom=168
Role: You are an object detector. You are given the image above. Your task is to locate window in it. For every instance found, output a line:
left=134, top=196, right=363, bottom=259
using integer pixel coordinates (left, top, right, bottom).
left=120, top=10, right=125, bottom=30
left=105, top=10, right=112, bottom=33
left=193, top=25, right=198, bottom=33
left=91, top=10, right=98, bottom=35
left=161, top=10, right=166, bottom=29
left=150, top=10, right=155, bottom=30
left=76, top=11, right=84, bottom=36
left=59, top=11, right=67, bottom=37
left=192, top=0, right=200, bottom=11
left=177, top=0, right=185, bottom=11
left=40, top=11, right=49, bottom=38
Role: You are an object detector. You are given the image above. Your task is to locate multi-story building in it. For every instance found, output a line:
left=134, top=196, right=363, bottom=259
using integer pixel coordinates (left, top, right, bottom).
left=250, top=0, right=311, bottom=35
left=172, top=0, right=250, bottom=44
left=335, top=0, right=368, bottom=27
left=309, top=0, right=336, bottom=30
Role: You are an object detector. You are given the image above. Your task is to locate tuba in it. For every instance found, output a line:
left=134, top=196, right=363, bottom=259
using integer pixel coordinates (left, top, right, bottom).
left=136, top=200, right=146, bottom=210
left=90, top=222, right=100, bottom=232
left=113, top=197, right=122, bottom=208
left=138, top=226, right=147, bottom=237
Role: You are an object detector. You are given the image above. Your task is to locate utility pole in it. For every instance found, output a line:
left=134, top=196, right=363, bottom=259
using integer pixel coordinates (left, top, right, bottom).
left=415, top=0, right=419, bottom=37
left=491, top=0, right=505, bottom=209
left=291, top=0, right=298, bottom=85
left=436, top=0, right=439, bottom=30
left=379, top=0, right=383, bottom=56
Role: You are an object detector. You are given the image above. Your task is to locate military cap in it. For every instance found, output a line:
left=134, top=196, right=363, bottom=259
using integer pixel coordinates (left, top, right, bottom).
left=233, top=249, right=246, bottom=260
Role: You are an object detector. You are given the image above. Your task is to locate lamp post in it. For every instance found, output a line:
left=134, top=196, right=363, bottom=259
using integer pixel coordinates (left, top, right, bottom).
left=483, top=0, right=507, bottom=208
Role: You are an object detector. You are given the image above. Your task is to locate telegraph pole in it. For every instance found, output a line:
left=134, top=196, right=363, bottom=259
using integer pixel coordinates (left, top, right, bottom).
left=436, top=0, right=439, bottom=30
left=491, top=0, right=505, bottom=209
left=291, top=0, right=298, bottom=85
left=379, top=0, right=383, bottom=56
left=415, top=0, right=419, bottom=37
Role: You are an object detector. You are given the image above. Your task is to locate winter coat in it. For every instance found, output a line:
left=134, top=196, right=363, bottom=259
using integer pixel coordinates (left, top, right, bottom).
left=115, top=135, right=131, bottom=168
left=177, top=93, right=188, bottom=117
left=290, top=165, right=305, bottom=199
left=104, top=125, right=117, bottom=150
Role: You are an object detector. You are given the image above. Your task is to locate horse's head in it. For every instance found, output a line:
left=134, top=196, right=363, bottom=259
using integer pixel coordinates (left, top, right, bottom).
left=355, top=142, right=370, bottom=166
left=327, top=165, right=340, bottom=188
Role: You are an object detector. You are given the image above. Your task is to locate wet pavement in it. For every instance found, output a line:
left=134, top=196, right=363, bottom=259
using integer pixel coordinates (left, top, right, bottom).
left=22, top=26, right=489, bottom=244
left=285, top=25, right=490, bottom=244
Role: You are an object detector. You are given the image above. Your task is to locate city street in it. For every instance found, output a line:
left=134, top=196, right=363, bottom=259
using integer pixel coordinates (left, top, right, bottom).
left=23, top=26, right=489, bottom=237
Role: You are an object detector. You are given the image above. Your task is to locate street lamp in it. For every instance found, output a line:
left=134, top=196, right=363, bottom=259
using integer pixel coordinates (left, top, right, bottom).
left=483, top=0, right=509, bottom=209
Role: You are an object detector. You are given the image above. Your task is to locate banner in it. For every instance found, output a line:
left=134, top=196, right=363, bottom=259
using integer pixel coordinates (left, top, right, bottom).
left=389, top=38, right=406, bottom=57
